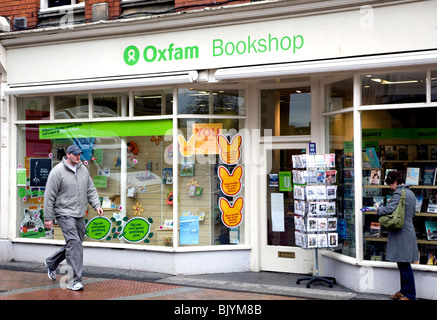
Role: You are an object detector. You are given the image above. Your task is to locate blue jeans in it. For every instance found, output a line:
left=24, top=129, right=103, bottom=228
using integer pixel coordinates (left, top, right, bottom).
left=397, top=262, right=416, bottom=300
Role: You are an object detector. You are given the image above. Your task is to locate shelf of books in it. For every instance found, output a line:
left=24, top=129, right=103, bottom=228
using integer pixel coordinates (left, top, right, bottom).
left=362, top=145, right=437, bottom=265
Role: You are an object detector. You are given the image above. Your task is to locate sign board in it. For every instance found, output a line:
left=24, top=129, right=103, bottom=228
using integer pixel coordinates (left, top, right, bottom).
left=6, top=1, right=437, bottom=85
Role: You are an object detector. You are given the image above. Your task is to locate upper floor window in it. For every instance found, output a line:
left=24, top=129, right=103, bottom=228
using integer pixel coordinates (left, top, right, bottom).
left=40, top=0, right=85, bottom=10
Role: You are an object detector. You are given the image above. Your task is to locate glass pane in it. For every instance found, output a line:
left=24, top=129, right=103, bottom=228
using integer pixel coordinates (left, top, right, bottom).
left=48, top=0, right=72, bottom=7
left=177, top=118, right=245, bottom=246
left=326, top=112, right=356, bottom=258
left=16, top=96, right=50, bottom=121
left=325, top=77, right=353, bottom=111
left=432, top=70, right=437, bottom=102
left=178, top=88, right=245, bottom=115
left=361, top=71, right=426, bottom=105
left=362, top=109, right=437, bottom=263
left=16, top=120, right=173, bottom=247
left=261, top=87, right=311, bottom=136
left=93, top=92, right=128, bottom=118
left=134, top=89, right=173, bottom=116
left=266, top=148, right=306, bottom=246
left=54, top=94, right=89, bottom=119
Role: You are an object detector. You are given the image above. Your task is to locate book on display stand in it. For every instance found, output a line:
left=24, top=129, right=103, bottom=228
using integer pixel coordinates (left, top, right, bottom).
left=292, top=153, right=338, bottom=288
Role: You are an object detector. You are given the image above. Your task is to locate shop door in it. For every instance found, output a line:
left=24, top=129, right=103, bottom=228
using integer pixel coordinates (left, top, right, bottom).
left=260, top=144, right=313, bottom=274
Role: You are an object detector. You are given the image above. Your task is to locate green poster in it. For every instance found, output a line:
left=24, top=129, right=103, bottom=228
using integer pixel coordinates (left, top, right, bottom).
left=118, top=217, right=151, bottom=243
left=17, top=168, right=27, bottom=186
left=85, top=216, right=112, bottom=241
left=93, top=175, right=107, bottom=188
left=39, top=119, right=172, bottom=139
left=279, top=171, right=292, bottom=192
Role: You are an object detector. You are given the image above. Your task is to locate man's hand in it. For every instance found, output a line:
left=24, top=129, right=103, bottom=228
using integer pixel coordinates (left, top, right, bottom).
left=44, top=220, right=53, bottom=229
left=96, top=207, right=104, bottom=217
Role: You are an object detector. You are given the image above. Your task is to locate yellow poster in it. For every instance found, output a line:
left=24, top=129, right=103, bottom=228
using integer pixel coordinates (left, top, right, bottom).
left=219, top=197, right=244, bottom=228
left=192, top=123, right=223, bottom=155
left=218, top=165, right=243, bottom=196
left=217, top=133, right=242, bottom=164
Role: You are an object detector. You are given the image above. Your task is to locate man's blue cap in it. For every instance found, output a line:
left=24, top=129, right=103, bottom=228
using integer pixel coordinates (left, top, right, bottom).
left=66, top=145, right=83, bottom=155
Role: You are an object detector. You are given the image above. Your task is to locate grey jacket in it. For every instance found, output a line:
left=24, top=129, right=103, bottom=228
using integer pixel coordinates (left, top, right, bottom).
left=377, top=185, right=418, bottom=263
left=44, top=157, right=101, bottom=221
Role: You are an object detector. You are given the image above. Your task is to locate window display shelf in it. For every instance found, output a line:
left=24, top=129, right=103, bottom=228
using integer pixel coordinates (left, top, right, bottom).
left=365, top=237, right=437, bottom=246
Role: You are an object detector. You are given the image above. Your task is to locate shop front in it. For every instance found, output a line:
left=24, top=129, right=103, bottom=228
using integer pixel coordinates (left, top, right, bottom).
left=1, top=0, right=437, bottom=298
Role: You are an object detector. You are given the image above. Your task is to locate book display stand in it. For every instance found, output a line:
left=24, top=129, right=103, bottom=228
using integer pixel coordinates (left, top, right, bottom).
left=292, top=154, right=338, bottom=288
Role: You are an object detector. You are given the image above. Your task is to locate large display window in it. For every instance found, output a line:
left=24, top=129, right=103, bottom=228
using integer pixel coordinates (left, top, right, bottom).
left=361, top=108, right=437, bottom=265
left=324, top=76, right=355, bottom=258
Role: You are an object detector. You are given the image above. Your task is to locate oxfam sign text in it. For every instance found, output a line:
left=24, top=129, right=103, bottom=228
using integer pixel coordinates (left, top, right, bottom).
left=123, top=33, right=304, bottom=66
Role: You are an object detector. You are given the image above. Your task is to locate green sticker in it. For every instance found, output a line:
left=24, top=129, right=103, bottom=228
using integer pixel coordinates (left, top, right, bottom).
left=119, top=217, right=151, bottom=243
left=85, top=216, right=112, bottom=240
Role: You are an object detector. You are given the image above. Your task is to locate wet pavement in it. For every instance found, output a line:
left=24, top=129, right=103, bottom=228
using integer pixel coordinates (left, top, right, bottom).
left=0, top=260, right=393, bottom=302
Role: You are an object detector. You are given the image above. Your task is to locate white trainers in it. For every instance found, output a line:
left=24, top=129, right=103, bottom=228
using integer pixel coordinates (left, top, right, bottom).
left=67, top=282, right=84, bottom=291
left=44, top=260, right=56, bottom=281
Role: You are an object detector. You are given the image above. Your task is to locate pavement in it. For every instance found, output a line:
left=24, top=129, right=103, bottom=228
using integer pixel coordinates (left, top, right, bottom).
left=0, top=260, right=390, bottom=302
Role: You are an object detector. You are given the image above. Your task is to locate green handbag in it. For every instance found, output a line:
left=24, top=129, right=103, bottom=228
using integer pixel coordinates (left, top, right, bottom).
left=379, top=189, right=405, bottom=229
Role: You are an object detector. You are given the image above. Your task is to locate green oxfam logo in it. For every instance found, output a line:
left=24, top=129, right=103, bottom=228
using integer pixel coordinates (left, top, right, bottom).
left=123, top=45, right=140, bottom=66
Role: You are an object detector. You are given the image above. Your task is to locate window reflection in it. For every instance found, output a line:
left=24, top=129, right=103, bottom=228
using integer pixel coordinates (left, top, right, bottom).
left=261, top=87, right=311, bottom=136
left=362, top=71, right=426, bottom=105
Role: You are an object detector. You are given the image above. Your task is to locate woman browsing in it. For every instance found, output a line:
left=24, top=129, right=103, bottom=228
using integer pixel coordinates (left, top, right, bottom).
left=376, top=171, right=419, bottom=300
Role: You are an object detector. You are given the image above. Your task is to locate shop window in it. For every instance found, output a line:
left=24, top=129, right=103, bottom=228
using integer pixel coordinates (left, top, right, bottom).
left=261, top=87, right=311, bottom=136
left=178, top=88, right=245, bottom=115
left=326, top=112, right=355, bottom=258
left=16, top=97, right=50, bottom=121
left=134, top=89, right=173, bottom=116
left=16, top=119, right=174, bottom=247
left=361, top=71, right=427, bottom=105
left=432, top=70, right=437, bottom=102
left=325, top=76, right=353, bottom=112
left=177, top=118, right=245, bottom=246
left=362, top=109, right=437, bottom=264
left=93, top=92, right=128, bottom=118
left=54, top=94, right=89, bottom=119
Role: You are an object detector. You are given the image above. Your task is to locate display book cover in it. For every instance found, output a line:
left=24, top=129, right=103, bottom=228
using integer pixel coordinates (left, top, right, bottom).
left=425, top=221, right=437, bottom=241
left=405, top=167, right=420, bottom=185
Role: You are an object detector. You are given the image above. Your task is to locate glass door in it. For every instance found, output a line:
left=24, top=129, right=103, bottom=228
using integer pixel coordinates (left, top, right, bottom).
left=260, top=144, right=313, bottom=274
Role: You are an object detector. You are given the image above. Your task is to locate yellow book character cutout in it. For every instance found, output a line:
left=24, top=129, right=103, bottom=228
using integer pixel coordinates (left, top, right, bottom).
left=219, top=196, right=244, bottom=228
left=178, top=134, right=196, bottom=157
left=217, top=133, right=242, bottom=165
left=218, top=165, right=243, bottom=196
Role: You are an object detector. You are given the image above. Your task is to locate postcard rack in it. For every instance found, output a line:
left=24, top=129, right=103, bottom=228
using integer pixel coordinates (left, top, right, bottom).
left=292, top=153, right=338, bottom=288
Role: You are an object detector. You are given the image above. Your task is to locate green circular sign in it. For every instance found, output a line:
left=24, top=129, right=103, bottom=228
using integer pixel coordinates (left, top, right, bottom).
left=119, top=217, right=151, bottom=243
left=85, top=216, right=112, bottom=240
left=123, top=45, right=140, bottom=66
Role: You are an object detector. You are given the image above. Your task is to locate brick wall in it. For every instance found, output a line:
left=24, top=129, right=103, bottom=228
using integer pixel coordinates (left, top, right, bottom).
left=0, top=0, right=40, bottom=29
left=0, top=0, right=250, bottom=31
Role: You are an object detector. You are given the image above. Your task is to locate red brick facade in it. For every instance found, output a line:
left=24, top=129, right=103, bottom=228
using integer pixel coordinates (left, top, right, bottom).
left=0, top=0, right=40, bottom=29
left=0, top=0, right=250, bottom=31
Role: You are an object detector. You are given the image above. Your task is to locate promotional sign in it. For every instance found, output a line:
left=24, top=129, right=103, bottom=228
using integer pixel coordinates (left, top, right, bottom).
left=179, top=216, right=199, bottom=245
left=217, top=134, right=242, bottom=165
left=218, top=165, right=243, bottom=196
left=219, top=197, right=244, bottom=228
left=118, top=217, right=152, bottom=243
left=85, top=216, right=112, bottom=241
left=39, top=120, right=172, bottom=139
left=178, top=134, right=196, bottom=157
left=193, top=123, right=223, bottom=155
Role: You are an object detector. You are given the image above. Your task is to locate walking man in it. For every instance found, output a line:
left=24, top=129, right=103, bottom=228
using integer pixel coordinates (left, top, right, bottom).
left=44, top=145, right=103, bottom=291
